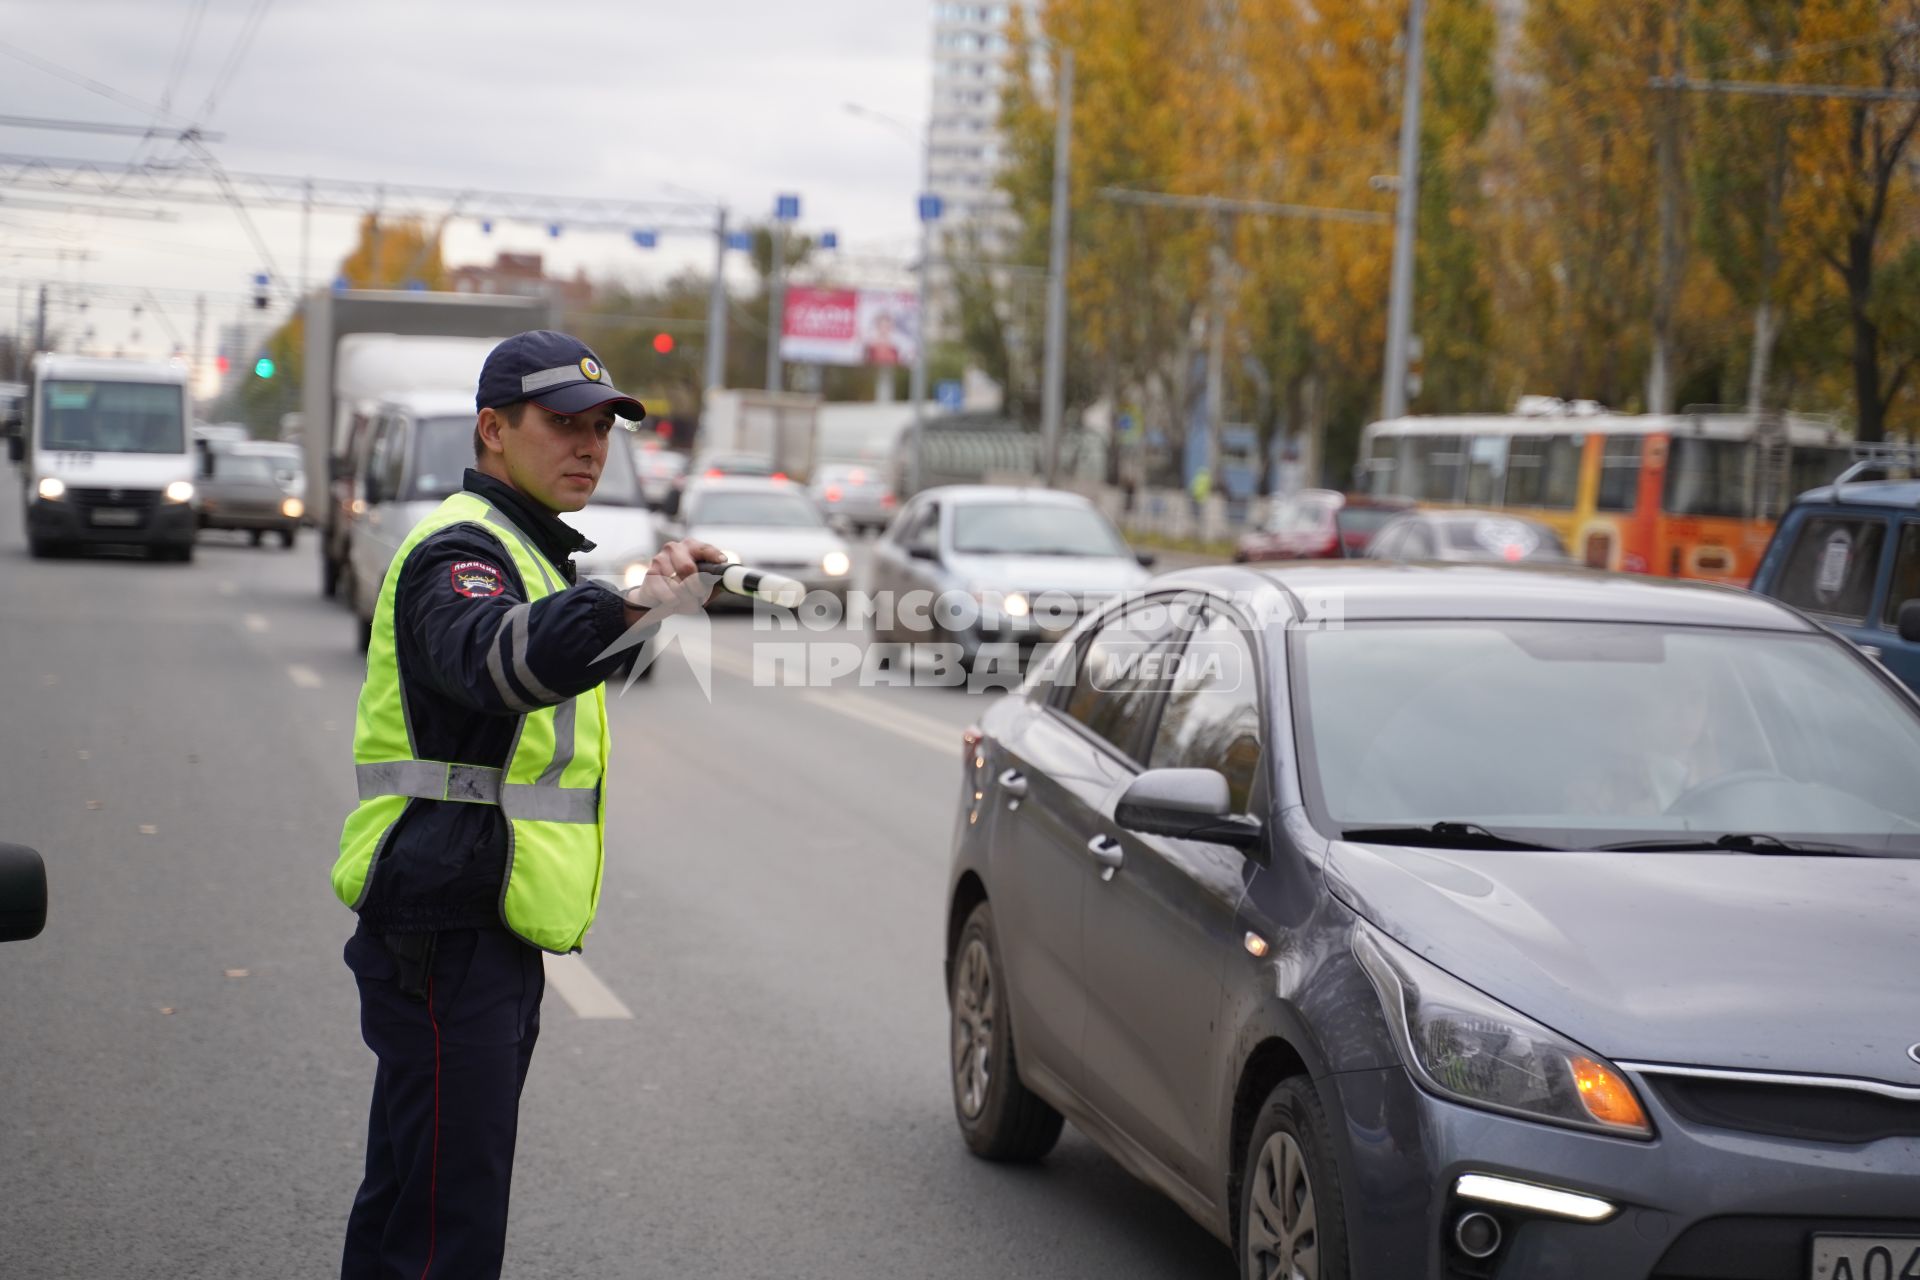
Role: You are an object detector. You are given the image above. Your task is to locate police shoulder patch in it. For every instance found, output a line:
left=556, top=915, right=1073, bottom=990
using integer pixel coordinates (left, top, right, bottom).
left=450, top=560, right=506, bottom=598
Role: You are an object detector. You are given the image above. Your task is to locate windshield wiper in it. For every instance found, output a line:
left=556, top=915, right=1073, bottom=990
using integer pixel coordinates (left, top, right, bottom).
left=1598, top=833, right=1877, bottom=856
left=1340, top=822, right=1562, bottom=852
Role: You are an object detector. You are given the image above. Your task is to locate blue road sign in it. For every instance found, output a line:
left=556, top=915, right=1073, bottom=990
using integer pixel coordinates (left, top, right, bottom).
left=632, top=229, right=658, bottom=248
left=936, top=379, right=963, bottom=411
left=253, top=272, right=269, bottom=287
left=480, top=219, right=494, bottom=234
left=547, top=223, right=563, bottom=238
left=775, top=194, right=801, bottom=221
left=727, top=231, right=753, bottom=251
left=918, top=193, right=944, bottom=223
left=819, top=231, right=838, bottom=250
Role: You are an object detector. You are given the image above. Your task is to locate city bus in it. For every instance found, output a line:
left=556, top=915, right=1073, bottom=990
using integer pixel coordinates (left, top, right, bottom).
left=1356, top=404, right=1851, bottom=583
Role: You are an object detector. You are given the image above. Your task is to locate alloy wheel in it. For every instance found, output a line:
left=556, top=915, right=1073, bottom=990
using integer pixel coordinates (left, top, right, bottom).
left=1246, top=1130, right=1319, bottom=1280
left=951, top=936, right=994, bottom=1119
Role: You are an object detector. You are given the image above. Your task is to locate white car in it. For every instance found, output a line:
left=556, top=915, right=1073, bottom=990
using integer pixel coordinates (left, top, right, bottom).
left=345, top=389, right=661, bottom=648
left=675, top=476, right=853, bottom=604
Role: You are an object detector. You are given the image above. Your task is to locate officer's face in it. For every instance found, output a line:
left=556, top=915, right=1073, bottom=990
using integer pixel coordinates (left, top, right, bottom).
left=485, top=402, right=617, bottom=513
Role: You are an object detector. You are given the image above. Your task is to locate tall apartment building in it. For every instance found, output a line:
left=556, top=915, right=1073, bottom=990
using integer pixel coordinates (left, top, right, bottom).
left=925, top=2, right=1023, bottom=349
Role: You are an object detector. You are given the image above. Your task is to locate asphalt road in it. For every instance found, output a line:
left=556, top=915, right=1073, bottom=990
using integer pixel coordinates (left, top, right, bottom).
left=0, top=481, right=1230, bottom=1279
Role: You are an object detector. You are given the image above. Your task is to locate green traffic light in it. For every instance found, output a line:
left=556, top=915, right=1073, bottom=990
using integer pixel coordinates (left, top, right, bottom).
left=254, top=356, right=276, bottom=379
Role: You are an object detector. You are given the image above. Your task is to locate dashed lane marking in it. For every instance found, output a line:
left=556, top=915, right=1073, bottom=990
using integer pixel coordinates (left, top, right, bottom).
left=543, top=954, right=634, bottom=1019
left=287, top=664, right=323, bottom=689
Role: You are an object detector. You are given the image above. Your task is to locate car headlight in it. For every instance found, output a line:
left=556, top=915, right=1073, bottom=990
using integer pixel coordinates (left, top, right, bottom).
left=164, top=480, right=195, bottom=504
left=622, top=561, right=649, bottom=590
left=1353, top=925, right=1652, bottom=1139
left=1003, top=590, right=1030, bottom=619
left=968, top=588, right=1032, bottom=621
left=821, top=550, right=850, bottom=577
left=281, top=496, right=304, bottom=519
left=36, top=476, right=66, bottom=501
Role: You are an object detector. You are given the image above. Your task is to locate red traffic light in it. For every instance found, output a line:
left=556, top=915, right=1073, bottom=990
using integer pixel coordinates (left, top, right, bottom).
left=652, top=332, right=675, bottom=355
left=215, top=355, right=230, bottom=374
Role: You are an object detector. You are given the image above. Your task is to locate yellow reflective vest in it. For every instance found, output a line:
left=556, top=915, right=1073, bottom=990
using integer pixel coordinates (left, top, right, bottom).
left=331, top=491, right=609, bottom=953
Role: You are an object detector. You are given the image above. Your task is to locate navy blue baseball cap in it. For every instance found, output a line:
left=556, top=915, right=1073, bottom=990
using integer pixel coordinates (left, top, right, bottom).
left=476, top=330, right=646, bottom=421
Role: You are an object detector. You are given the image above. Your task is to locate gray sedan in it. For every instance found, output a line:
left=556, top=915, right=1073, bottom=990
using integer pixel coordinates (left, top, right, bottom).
left=1367, top=509, right=1573, bottom=564
left=947, top=561, right=1920, bottom=1279
left=197, top=445, right=304, bottom=547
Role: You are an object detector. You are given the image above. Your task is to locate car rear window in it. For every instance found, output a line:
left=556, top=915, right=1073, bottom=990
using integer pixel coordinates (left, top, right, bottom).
left=1773, top=515, right=1888, bottom=623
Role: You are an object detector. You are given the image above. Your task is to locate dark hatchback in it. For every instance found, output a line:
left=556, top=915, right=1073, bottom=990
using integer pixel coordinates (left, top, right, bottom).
left=944, top=563, right=1920, bottom=1280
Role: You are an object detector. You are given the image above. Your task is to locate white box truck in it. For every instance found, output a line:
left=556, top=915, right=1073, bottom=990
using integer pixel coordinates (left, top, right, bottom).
left=302, top=289, right=554, bottom=597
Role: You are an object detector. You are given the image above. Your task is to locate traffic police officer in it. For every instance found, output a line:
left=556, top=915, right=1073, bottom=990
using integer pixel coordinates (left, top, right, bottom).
left=331, top=330, right=723, bottom=1278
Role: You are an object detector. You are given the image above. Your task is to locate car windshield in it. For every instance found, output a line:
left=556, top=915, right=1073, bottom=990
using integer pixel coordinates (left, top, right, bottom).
left=1294, top=620, right=1920, bottom=854
left=691, top=491, right=824, bottom=527
left=1266, top=499, right=1335, bottom=534
left=585, top=437, right=642, bottom=506
left=951, top=502, right=1129, bottom=556
left=213, top=453, right=278, bottom=482
left=40, top=380, right=185, bottom=455
left=635, top=449, right=687, bottom=478
left=1439, top=517, right=1569, bottom=559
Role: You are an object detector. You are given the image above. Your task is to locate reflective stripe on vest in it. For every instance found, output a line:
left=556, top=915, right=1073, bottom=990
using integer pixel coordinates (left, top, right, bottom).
left=331, top=491, right=609, bottom=953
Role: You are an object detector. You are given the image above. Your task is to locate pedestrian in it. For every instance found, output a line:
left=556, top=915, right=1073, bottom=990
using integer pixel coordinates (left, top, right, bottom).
left=330, top=330, right=725, bottom=1279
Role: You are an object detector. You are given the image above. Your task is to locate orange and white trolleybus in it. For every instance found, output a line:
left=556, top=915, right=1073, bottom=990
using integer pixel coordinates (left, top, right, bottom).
left=1356, top=401, right=1851, bottom=583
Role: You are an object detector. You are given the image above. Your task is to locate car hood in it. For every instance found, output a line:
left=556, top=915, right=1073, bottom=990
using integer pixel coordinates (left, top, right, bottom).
left=1328, top=841, right=1920, bottom=1086
left=36, top=453, right=193, bottom=489
left=686, top=524, right=847, bottom=564
left=565, top=505, right=660, bottom=569
left=941, top=552, right=1150, bottom=595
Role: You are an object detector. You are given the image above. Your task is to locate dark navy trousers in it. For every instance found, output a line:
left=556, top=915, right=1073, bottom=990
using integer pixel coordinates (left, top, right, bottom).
left=341, top=921, right=546, bottom=1280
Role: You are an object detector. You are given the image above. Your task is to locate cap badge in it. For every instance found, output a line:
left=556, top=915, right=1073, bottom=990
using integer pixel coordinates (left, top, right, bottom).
left=580, top=356, right=603, bottom=382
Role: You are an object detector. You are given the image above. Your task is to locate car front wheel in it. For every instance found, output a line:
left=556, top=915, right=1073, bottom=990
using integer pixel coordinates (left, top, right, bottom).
left=1239, top=1078, right=1348, bottom=1280
left=949, top=901, right=1063, bottom=1162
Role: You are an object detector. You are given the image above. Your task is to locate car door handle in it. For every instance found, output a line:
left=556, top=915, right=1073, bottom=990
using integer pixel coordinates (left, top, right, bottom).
left=1086, top=834, right=1125, bottom=870
left=998, top=769, right=1027, bottom=798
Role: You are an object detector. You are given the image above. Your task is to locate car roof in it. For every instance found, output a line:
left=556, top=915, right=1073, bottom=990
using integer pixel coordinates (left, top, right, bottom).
left=1149, top=561, right=1815, bottom=630
left=376, top=389, right=474, bottom=418
left=684, top=476, right=802, bottom=494
left=222, top=439, right=300, bottom=454
left=917, top=484, right=1097, bottom=508
left=1792, top=478, right=1920, bottom=510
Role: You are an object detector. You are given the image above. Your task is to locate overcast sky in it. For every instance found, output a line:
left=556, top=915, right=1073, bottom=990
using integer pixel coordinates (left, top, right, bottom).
left=0, top=0, right=936, bottom=359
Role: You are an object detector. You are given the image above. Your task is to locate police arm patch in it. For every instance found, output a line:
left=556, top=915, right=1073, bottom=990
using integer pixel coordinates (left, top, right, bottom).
left=450, top=560, right=506, bottom=598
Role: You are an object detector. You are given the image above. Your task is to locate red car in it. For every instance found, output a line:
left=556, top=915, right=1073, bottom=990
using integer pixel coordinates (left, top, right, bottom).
left=1233, top=489, right=1414, bottom=562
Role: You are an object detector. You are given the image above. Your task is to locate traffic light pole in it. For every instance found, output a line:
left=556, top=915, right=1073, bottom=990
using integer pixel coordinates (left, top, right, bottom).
left=766, top=221, right=786, bottom=392
left=1040, top=47, right=1074, bottom=489
left=1380, top=0, right=1426, bottom=423
left=705, top=208, right=729, bottom=391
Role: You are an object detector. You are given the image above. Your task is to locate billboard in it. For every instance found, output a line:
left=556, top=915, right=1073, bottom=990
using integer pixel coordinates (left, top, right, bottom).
left=780, top=287, right=919, bottom=367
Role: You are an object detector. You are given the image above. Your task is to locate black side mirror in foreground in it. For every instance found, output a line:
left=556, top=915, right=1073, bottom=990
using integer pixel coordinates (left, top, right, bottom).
left=1899, top=599, right=1920, bottom=645
left=1115, top=769, right=1263, bottom=849
left=1135, top=550, right=1158, bottom=568
left=0, top=843, right=47, bottom=942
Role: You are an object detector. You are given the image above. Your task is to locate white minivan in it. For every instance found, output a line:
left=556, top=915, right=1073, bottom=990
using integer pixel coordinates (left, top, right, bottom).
left=11, top=355, right=198, bottom=561
left=343, top=389, right=662, bottom=650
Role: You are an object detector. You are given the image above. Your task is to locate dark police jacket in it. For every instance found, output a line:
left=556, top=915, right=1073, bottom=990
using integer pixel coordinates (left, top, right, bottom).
left=358, top=469, right=632, bottom=934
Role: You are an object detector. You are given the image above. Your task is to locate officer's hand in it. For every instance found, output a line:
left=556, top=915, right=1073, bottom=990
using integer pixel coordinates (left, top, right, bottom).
left=624, top=538, right=729, bottom=619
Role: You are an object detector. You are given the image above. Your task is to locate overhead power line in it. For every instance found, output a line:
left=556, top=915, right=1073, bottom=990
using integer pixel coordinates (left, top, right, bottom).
left=1651, top=76, right=1920, bottom=103
left=1098, top=186, right=1392, bottom=226
left=0, top=40, right=190, bottom=124
left=0, top=152, right=721, bottom=232
left=0, top=113, right=222, bottom=141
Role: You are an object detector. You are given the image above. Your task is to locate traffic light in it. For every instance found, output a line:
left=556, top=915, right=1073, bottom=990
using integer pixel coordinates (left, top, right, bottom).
left=254, top=356, right=276, bottom=379
left=252, top=272, right=270, bottom=311
left=652, top=332, right=675, bottom=355
left=216, top=355, right=230, bottom=374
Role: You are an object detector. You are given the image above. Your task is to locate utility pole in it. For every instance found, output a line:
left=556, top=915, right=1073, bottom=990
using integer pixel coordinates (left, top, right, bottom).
left=300, top=179, right=313, bottom=296
left=1205, top=223, right=1231, bottom=495
left=34, top=285, right=47, bottom=357
left=911, top=193, right=941, bottom=424
left=1381, top=0, right=1427, bottom=422
left=1041, top=47, right=1075, bottom=488
left=705, top=208, right=730, bottom=391
left=766, top=196, right=800, bottom=392
left=193, top=294, right=207, bottom=393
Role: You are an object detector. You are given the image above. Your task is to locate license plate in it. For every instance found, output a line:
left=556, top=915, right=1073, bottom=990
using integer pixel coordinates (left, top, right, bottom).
left=89, top=508, right=141, bottom=527
left=1810, top=1235, right=1920, bottom=1279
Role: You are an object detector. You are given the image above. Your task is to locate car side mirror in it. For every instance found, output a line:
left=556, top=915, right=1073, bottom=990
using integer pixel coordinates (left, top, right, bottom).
left=6, top=434, right=22, bottom=464
left=1899, top=599, right=1920, bottom=645
left=1115, top=768, right=1263, bottom=849
left=909, top=544, right=940, bottom=562
left=1134, top=550, right=1157, bottom=568
left=0, top=843, right=47, bottom=943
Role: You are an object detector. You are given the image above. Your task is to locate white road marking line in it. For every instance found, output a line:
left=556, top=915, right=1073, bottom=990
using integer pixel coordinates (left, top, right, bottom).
left=243, top=613, right=269, bottom=633
left=543, top=954, right=634, bottom=1020
left=286, top=664, right=323, bottom=689
left=217, top=581, right=238, bottom=597
left=802, top=691, right=958, bottom=755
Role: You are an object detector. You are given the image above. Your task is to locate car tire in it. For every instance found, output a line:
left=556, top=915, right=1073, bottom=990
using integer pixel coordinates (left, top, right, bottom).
left=248, top=529, right=262, bottom=547
left=27, top=536, right=56, bottom=559
left=279, top=529, right=295, bottom=550
left=1237, top=1078, right=1349, bottom=1280
left=950, top=901, right=1064, bottom=1163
